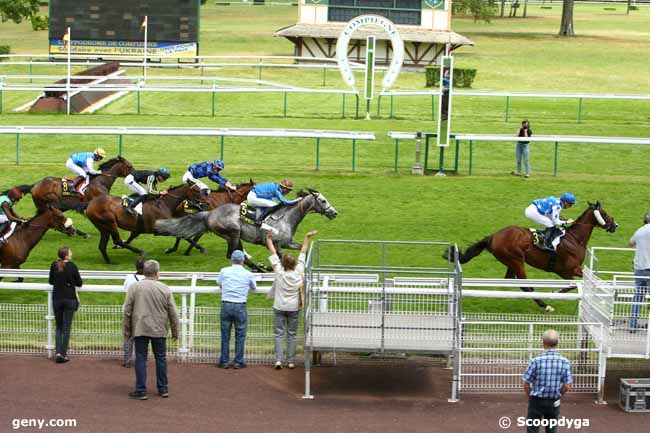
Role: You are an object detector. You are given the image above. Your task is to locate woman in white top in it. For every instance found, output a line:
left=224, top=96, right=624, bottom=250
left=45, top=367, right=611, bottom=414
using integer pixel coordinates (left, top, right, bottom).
left=266, top=230, right=317, bottom=369
left=122, top=256, right=146, bottom=367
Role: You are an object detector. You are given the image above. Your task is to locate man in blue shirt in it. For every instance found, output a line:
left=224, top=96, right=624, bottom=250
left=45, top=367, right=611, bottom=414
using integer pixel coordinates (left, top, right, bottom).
left=523, top=329, right=573, bottom=433
left=524, top=192, right=577, bottom=251
left=246, top=179, right=303, bottom=223
left=182, top=160, right=235, bottom=196
left=217, top=250, right=257, bottom=369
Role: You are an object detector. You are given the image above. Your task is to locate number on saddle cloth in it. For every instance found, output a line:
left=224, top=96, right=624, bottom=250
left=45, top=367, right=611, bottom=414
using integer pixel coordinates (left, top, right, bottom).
left=61, top=177, right=85, bottom=195
left=240, top=202, right=257, bottom=225
left=529, top=227, right=566, bottom=250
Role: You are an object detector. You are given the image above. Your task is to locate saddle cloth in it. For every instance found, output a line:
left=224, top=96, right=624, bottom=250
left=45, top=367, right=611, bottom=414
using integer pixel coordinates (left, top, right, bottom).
left=121, top=196, right=144, bottom=215
left=61, top=177, right=88, bottom=195
left=240, top=203, right=280, bottom=234
left=530, top=227, right=566, bottom=250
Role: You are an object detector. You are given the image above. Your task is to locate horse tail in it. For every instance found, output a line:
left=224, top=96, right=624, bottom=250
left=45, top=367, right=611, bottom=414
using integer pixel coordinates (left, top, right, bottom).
left=2, top=184, right=34, bottom=195
left=154, top=212, right=210, bottom=238
left=457, top=236, right=492, bottom=264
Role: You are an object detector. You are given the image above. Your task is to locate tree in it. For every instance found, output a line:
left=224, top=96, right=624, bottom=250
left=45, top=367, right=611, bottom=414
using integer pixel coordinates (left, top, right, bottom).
left=0, top=0, right=40, bottom=25
left=453, top=0, right=498, bottom=23
left=559, top=0, right=575, bottom=36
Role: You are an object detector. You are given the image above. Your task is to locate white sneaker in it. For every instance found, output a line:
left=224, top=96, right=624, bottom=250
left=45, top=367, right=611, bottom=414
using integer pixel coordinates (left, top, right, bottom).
left=287, top=363, right=295, bottom=369
left=274, top=361, right=282, bottom=370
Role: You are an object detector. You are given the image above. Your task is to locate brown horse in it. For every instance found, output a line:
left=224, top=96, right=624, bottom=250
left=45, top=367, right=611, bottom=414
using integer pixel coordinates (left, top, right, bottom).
left=0, top=206, right=76, bottom=276
left=29, top=156, right=134, bottom=212
left=450, top=202, right=618, bottom=312
left=84, top=184, right=202, bottom=263
left=163, top=181, right=255, bottom=255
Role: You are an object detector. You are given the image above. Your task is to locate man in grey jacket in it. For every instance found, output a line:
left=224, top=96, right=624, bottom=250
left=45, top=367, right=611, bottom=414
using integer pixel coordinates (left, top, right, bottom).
left=123, top=260, right=179, bottom=400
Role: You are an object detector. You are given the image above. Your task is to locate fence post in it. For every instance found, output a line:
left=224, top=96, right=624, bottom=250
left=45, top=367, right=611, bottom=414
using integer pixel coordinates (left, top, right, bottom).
left=258, top=60, right=263, bottom=82
left=0, top=77, right=3, bottom=114
left=454, top=138, right=460, bottom=173
left=528, top=323, right=534, bottom=361
left=179, top=293, right=189, bottom=358
left=315, top=138, right=320, bottom=170
left=283, top=92, right=287, bottom=117
left=341, top=93, right=346, bottom=118
left=29, top=59, right=33, bottom=84
left=352, top=139, right=356, bottom=172
left=505, top=95, right=510, bottom=123
left=220, top=136, right=225, bottom=160
left=189, top=275, right=197, bottom=354
left=376, top=95, right=382, bottom=117
left=355, top=94, right=359, bottom=119
left=118, top=134, right=123, bottom=156
left=390, top=94, right=394, bottom=118
left=136, top=83, right=141, bottom=115
left=322, top=65, right=327, bottom=87
left=211, top=82, right=216, bottom=117
left=15, top=132, right=20, bottom=165
left=46, top=290, right=55, bottom=358
left=394, top=138, right=399, bottom=173
left=468, top=140, right=473, bottom=176
left=431, top=94, right=435, bottom=121
left=577, top=97, right=583, bottom=124
left=553, top=141, right=559, bottom=176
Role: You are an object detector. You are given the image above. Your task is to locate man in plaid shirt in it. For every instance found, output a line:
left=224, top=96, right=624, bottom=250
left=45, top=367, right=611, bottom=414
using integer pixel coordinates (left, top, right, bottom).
left=523, top=329, right=573, bottom=433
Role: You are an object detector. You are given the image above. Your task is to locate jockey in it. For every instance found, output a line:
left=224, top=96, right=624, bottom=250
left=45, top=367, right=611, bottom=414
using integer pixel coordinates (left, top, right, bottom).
left=182, top=160, right=235, bottom=196
left=525, top=192, right=577, bottom=251
left=66, top=148, right=106, bottom=191
left=0, top=188, right=28, bottom=245
left=246, top=179, right=303, bottom=223
left=123, top=168, right=171, bottom=214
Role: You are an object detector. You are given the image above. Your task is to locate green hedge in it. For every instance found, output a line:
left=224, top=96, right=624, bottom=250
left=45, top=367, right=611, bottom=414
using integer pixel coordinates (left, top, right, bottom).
left=31, top=15, right=49, bottom=31
left=0, top=46, right=10, bottom=58
left=425, top=66, right=477, bottom=88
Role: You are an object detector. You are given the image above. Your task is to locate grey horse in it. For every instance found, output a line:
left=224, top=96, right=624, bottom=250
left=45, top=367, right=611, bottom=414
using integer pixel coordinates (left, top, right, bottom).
left=154, top=189, right=338, bottom=271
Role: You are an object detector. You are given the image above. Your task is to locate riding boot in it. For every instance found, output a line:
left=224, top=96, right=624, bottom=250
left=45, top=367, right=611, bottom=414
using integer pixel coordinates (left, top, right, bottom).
left=542, top=227, right=561, bottom=251
left=127, top=195, right=146, bottom=215
left=72, top=177, right=84, bottom=192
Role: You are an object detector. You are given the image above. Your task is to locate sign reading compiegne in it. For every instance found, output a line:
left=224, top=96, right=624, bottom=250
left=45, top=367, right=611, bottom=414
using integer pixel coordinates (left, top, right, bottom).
left=336, top=15, right=404, bottom=92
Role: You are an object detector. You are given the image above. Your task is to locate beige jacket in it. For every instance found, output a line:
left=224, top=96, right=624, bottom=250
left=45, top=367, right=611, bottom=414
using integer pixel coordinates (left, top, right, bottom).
left=123, top=278, right=179, bottom=339
left=266, top=253, right=305, bottom=312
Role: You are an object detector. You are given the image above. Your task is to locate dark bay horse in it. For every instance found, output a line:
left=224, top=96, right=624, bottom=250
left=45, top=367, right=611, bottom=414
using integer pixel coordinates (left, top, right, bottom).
left=0, top=206, right=76, bottom=275
left=450, top=202, right=618, bottom=312
left=30, top=156, right=134, bottom=212
left=84, top=184, right=203, bottom=263
left=163, top=181, right=255, bottom=255
left=155, top=189, right=338, bottom=271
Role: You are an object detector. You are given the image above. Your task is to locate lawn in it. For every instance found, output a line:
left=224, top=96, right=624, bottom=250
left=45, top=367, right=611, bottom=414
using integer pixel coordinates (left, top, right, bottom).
left=0, top=4, right=648, bottom=315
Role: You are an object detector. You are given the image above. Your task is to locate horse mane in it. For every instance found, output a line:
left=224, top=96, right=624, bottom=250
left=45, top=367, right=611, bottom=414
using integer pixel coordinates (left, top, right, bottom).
left=296, top=189, right=318, bottom=198
left=573, top=202, right=599, bottom=224
left=98, top=156, right=123, bottom=171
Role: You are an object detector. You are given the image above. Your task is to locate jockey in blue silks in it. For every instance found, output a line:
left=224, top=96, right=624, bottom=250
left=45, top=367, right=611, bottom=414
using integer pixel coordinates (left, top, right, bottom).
left=65, top=148, right=106, bottom=192
left=246, top=179, right=303, bottom=223
left=525, top=192, right=577, bottom=251
left=182, top=160, right=235, bottom=196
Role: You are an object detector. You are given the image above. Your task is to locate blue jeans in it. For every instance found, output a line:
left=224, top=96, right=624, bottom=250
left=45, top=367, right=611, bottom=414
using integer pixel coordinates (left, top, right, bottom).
left=630, top=269, right=650, bottom=328
left=516, top=142, right=530, bottom=175
left=134, top=336, right=168, bottom=393
left=220, top=302, right=248, bottom=366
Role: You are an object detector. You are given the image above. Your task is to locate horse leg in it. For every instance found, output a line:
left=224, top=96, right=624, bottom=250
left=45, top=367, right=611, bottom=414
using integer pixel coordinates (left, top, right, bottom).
left=120, top=232, right=141, bottom=247
left=183, top=234, right=206, bottom=256
left=98, top=231, right=112, bottom=264
left=164, top=237, right=182, bottom=254
left=509, top=263, right=552, bottom=312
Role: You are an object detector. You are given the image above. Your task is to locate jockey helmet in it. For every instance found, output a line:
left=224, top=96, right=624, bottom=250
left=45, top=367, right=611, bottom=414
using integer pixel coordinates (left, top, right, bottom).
left=279, top=179, right=293, bottom=191
left=560, top=192, right=576, bottom=204
left=94, top=148, right=106, bottom=159
left=7, top=188, right=24, bottom=201
left=158, top=167, right=170, bottom=178
left=213, top=160, right=225, bottom=170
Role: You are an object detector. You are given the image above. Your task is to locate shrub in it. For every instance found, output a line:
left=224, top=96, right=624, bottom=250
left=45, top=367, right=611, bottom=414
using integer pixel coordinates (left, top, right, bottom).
left=425, top=66, right=477, bottom=88
left=0, top=46, right=10, bottom=58
left=31, top=15, right=48, bottom=31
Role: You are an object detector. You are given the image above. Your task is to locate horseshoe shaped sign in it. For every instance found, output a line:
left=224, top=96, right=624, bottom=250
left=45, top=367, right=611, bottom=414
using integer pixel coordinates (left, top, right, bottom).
left=335, top=15, right=404, bottom=92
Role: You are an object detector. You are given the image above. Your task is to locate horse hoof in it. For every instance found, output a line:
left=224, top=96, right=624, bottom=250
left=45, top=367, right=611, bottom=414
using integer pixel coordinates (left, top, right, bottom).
left=112, top=245, right=123, bottom=250
left=545, top=305, right=555, bottom=313
left=83, top=234, right=91, bottom=239
left=164, top=248, right=176, bottom=254
left=199, top=248, right=207, bottom=254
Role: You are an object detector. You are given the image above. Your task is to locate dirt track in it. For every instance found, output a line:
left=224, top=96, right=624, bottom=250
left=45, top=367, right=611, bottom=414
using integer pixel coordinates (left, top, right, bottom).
left=1, top=356, right=648, bottom=433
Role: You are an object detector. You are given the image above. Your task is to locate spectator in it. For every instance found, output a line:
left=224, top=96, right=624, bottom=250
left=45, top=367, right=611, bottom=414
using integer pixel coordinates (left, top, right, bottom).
left=217, top=250, right=257, bottom=369
left=512, top=119, right=532, bottom=178
left=122, top=256, right=146, bottom=367
left=628, top=212, right=650, bottom=330
left=266, top=230, right=317, bottom=369
left=123, top=260, right=179, bottom=400
left=523, top=330, right=572, bottom=433
left=48, top=246, right=83, bottom=364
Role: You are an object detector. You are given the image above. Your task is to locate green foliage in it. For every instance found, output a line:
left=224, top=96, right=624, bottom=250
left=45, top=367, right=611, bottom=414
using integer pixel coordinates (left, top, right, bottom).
left=0, top=0, right=40, bottom=24
left=425, top=66, right=477, bottom=88
left=453, top=0, right=498, bottom=23
left=0, top=45, right=9, bottom=56
left=29, top=13, right=46, bottom=30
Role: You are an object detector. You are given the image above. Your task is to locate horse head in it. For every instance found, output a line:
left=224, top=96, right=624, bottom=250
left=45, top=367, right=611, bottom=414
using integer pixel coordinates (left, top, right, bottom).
left=98, top=156, right=134, bottom=177
left=48, top=205, right=76, bottom=236
left=303, top=189, right=338, bottom=220
left=586, top=201, right=618, bottom=233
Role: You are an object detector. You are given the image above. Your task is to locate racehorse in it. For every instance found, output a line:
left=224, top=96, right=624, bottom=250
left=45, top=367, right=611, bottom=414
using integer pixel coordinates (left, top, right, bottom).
left=162, top=181, right=255, bottom=255
left=448, top=202, right=618, bottom=312
left=29, top=156, right=134, bottom=212
left=155, top=189, right=338, bottom=271
left=0, top=206, right=76, bottom=279
left=84, top=184, right=203, bottom=263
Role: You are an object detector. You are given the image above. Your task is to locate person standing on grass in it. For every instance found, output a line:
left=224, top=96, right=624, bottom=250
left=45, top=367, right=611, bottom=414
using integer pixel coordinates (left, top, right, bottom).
left=628, top=212, right=650, bottom=331
left=217, top=250, right=257, bottom=369
left=122, top=256, right=146, bottom=367
left=523, top=329, right=572, bottom=433
left=512, top=119, right=532, bottom=178
left=48, top=246, right=83, bottom=364
left=266, top=230, right=317, bottom=370
left=123, top=260, right=179, bottom=400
